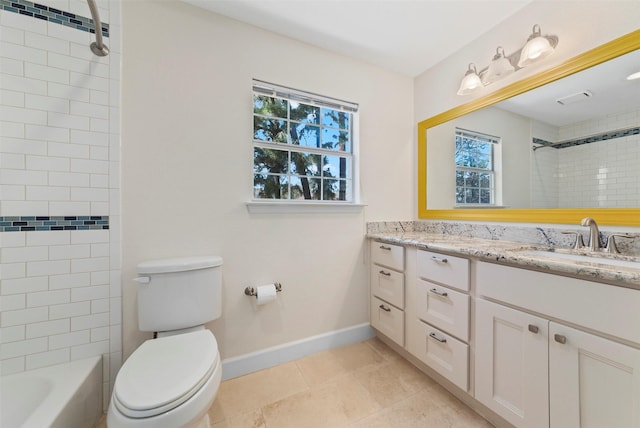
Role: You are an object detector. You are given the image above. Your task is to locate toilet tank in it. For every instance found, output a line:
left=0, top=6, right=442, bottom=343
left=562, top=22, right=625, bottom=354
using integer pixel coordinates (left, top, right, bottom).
left=135, top=256, right=223, bottom=332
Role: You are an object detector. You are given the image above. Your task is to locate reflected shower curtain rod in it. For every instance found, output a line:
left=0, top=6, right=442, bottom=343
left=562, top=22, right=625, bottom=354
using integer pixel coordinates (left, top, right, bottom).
left=87, top=0, right=109, bottom=56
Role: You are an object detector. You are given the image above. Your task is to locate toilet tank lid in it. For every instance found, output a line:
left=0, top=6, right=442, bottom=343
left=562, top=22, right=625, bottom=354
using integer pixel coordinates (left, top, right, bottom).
left=137, top=256, right=223, bottom=274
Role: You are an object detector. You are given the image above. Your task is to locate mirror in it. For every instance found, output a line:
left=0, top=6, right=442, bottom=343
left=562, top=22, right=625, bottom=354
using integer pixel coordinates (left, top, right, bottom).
left=418, top=29, right=640, bottom=226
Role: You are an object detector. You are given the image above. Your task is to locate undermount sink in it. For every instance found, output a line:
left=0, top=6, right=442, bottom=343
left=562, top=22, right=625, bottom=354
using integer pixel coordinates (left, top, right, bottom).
left=518, top=249, right=640, bottom=270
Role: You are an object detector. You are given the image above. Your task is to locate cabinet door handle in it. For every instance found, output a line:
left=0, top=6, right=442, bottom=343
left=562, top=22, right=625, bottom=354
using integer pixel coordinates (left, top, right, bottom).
left=379, top=270, right=391, bottom=277
left=429, top=288, right=448, bottom=297
left=429, top=332, right=447, bottom=343
left=554, top=334, right=567, bottom=344
left=379, top=304, right=391, bottom=312
left=528, top=324, right=539, bottom=334
left=379, top=245, right=392, bottom=251
left=431, top=256, right=448, bottom=263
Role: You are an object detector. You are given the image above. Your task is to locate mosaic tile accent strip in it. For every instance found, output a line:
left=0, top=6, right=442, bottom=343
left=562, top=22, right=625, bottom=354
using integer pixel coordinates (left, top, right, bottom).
left=0, top=0, right=109, bottom=37
left=0, top=216, right=109, bottom=232
left=533, top=126, right=640, bottom=150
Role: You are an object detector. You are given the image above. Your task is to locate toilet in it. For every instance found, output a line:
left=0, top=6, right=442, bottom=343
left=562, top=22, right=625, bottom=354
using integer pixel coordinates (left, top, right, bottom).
left=107, top=256, right=224, bottom=428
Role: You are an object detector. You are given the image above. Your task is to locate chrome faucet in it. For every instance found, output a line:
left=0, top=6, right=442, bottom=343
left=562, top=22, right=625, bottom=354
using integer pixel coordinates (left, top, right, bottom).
left=580, top=217, right=601, bottom=251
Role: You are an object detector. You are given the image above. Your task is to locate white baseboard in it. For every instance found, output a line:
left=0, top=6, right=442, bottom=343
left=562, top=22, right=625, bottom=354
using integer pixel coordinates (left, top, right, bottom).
left=221, top=323, right=375, bottom=380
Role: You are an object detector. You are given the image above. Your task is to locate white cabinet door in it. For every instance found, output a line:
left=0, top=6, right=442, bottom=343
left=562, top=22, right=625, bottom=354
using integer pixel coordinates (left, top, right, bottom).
left=549, top=322, right=640, bottom=428
left=475, top=299, right=550, bottom=428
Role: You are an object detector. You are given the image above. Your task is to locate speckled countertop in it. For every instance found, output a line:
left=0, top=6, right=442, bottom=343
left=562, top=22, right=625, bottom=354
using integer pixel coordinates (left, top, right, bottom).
left=367, top=231, right=640, bottom=290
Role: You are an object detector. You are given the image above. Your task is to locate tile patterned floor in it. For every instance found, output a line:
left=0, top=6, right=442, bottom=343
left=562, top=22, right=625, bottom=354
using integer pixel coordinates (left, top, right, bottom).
left=98, top=338, right=494, bottom=427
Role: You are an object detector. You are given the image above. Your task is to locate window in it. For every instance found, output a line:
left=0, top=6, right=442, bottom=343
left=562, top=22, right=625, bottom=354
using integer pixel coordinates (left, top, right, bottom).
left=455, top=128, right=499, bottom=205
left=252, top=80, right=358, bottom=202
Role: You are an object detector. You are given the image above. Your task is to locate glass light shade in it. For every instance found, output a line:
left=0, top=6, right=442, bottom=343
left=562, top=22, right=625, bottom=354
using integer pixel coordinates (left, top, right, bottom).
left=457, top=64, right=483, bottom=95
left=482, top=47, right=515, bottom=85
left=518, top=25, right=555, bottom=67
left=627, top=71, right=640, bottom=81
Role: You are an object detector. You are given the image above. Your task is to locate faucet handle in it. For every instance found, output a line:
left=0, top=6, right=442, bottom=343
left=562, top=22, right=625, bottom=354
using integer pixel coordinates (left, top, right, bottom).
left=562, top=231, right=585, bottom=250
left=605, top=234, right=634, bottom=254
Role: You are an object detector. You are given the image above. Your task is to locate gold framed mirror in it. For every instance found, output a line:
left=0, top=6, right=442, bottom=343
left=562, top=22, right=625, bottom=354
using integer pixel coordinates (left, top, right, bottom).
left=418, top=29, right=640, bottom=226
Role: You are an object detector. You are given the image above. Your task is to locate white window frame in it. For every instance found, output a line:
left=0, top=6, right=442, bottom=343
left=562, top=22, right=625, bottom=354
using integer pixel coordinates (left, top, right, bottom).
left=248, top=80, right=362, bottom=212
left=454, top=128, right=500, bottom=206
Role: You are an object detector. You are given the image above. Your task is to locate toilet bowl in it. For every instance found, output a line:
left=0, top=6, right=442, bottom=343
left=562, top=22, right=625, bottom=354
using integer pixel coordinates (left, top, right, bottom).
left=107, top=330, right=222, bottom=428
left=107, top=256, right=224, bottom=428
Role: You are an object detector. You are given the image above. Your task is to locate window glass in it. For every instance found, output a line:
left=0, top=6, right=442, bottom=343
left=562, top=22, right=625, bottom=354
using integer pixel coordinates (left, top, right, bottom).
left=252, top=83, right=357, bottom=202
left=455, top=129, right=498, bottom=205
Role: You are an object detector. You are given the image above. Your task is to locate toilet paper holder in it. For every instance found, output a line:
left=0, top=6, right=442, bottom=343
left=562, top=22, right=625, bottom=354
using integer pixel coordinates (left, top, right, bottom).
left=244, top=283, right=282, bottom=297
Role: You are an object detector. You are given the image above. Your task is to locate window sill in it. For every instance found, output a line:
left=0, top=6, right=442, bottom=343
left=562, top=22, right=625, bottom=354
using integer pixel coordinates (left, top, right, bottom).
left=246, top=201, right=366, bottom=214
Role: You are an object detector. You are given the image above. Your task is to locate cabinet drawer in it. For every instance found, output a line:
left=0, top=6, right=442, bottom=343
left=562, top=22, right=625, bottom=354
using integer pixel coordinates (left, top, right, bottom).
left=417, top=250, right=469, bottom=291
left=371, top=241, right=404, bottom=271
left=370, top=264, right=404, bottom=309
left=371, top=296, right=404, bottom=347
left=416, top=279, right=470, bottom=342
left=414, top=320, right=469, bottom=391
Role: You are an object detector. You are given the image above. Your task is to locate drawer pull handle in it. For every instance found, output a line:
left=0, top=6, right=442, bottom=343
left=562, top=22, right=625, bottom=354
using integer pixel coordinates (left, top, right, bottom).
left=431, top=256, right=448, bottom=263
left=429, top=288, right=448, bottom=297
left=528, top=324, right=539, bottom=334
left=429, top=332, right=447, bottom=343
left=379, top=245, right=392, bottom=251
left=554, top=334, right=567, bottom=344
left=379, top=270, right=391, bottom=277
left=379, top=304, right=391, bottom=312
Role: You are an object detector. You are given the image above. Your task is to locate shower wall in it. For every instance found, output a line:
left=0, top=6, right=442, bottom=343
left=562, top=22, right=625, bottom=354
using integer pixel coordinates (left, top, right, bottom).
left=0, top=0, right=121, bottom=408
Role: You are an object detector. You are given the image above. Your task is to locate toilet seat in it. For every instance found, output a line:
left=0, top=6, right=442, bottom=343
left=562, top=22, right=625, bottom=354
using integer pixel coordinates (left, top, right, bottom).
left=113, top=330, right=219, bottom=418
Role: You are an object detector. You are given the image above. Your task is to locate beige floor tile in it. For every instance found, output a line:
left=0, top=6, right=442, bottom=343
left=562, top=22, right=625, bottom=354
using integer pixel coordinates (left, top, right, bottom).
left=296, top=341, right=385, bottom=386
left=349, top=388, right=452, bottom=428
left=210, top=409, right=266, bottom=428
left=439, top=403, right=495, bottom=428
left=353, top=357, right=436, bottom=407
left=212, top=361, right=309, bottom=419
left=262, top=373, right=382, bottom=428
left=94, top=414, right=107, bottom=428
left=331, top=340, right=386, bottom=370
left=365, top=337, right=405, bottom=362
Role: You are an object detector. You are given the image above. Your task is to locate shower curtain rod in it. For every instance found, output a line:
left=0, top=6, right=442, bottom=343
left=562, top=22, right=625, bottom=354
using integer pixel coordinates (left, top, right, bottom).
left=87, top=0, right=109, bottom=56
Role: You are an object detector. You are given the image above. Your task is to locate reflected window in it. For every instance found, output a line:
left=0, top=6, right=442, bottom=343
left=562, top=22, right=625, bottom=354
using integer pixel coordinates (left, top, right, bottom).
left=252, top=80, right=357, bottom=202
left=455, top=128, right=499, bottom=205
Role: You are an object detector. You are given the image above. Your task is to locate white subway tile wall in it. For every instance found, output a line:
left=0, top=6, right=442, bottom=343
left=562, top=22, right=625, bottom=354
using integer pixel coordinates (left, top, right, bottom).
left=531, top=108, right=640, bottom=208
left=0, top=0, right=121, bottom=411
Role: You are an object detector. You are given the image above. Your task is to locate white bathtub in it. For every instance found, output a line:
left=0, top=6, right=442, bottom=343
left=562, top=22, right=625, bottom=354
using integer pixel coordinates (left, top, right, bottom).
left=0, top=357, right=103, bottom=428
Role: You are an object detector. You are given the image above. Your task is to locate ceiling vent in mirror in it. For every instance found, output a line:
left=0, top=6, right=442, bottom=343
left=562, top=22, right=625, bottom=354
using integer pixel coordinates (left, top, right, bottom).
left=556, top=90, right=593, bottom=106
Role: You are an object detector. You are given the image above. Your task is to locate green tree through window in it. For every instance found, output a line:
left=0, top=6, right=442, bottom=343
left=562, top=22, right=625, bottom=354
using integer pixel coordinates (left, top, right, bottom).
left=455, top=129, right=498, bottom=205
left=252, top=81, right=356, bottom=201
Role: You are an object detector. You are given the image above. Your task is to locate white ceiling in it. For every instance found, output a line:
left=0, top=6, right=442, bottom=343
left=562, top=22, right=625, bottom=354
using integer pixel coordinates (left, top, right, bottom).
left=498, top=49, right=640, bottom=127
left=181, top=0, right=532, bottom=77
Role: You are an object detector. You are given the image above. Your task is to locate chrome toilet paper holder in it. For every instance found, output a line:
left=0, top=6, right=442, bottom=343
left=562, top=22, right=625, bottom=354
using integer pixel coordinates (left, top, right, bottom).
left=244, top=283, right=282, bottom=297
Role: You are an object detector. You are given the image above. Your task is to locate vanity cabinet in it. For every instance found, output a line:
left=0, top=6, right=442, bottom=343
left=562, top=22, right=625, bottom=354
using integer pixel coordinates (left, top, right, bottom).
left=370, top=241, right=405, bottom=346
left=412, top=249, right=470, bottom=391
left=549, top=322, right=640, bottom=428
left=475, top=261, right=640, bottom=428
left=475, top=299, right=550, bottom=427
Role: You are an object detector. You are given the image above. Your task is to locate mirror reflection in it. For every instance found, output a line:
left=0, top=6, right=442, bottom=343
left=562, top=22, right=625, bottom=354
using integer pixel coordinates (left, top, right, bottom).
left=427, top=48, right=640, bottom=210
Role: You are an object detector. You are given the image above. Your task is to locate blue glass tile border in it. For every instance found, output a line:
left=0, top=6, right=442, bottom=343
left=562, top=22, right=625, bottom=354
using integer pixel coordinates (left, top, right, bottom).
left=533, top=126, right=640, bottom=150
left=0, top=0, right=109, bottom=37
left=0, top=216, right=109, bottom=232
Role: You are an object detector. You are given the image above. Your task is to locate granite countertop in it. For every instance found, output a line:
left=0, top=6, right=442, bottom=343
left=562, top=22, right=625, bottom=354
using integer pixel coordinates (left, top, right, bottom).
left=367, top=231, right=640, bottom=290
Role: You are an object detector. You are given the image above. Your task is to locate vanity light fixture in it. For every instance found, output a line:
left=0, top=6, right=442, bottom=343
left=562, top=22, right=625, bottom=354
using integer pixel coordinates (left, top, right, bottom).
left=457, top=24, right=558, bottom=96
left=457, top=63, right=483, bottom=96
left=518, top=24, right=556, bottom=67
left=482, top=47, right=515, bottom=85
